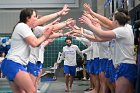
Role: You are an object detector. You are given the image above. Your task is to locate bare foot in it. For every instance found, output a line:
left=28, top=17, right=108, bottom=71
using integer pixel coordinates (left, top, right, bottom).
left=65, top=90, right=69, bottom=92
left=65, top=87, right=69, bottom=92
left=69, top=88, right=72, bottom=92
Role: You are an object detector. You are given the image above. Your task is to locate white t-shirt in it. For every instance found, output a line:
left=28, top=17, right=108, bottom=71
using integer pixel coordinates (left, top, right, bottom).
left=112, top=25, right=136, bottom=65
left=29, top=26, right=46, bottom=64
left=38, top=43, right=45, bottom=63
left=58, top=44, right=83, bottom=66
left=29, top=43, right=45, bottom=64
left=76, top=37, right=92, bottom=60
left=6, top=23, right=35, bottom=65
left=33, top=26, right=45, bottom=37
left=82, top=45, right=93, bottom=60
left=82, top=29, right=97, bottom=60
left=91, top=42, right=100, bottom=59
left=108, top=40, right=114, bottom=60
left=98, top=42, right=110, bottom=59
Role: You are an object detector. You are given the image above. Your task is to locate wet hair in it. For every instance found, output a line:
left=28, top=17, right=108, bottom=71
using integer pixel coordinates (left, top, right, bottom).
left=65, top=36, right=72, bottom=42
left=114, top=12, right=130, bottom=26
left=19, top=8, right=37, bottom=23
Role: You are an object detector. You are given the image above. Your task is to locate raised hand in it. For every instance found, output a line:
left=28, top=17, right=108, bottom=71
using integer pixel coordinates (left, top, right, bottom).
left=51, top=17, right=61, bottom=25
left=73, top=25, right=80, bottom=30
left=83, top=11, right=94, bottom=20
left=71, top=27, right=83, bottom=37
left=48, top=38, right=55, bottom=43
left=49, top=32, right=64, bottom=38
left=72, top=32, right=81, bottom=37
left=57, top=4, right=70, bottom=16
left=68, top=25, right=80, bottom=31
left=63, top=31, right=73, bottom=36
left=79, top=15, right=92, bottom=25
left=47, top=17, right=61, bottom=27
left=83, top=3, right=92, bottom=14
left=43, top=26, right=53, bottom=38
left=64, top=18, right=76, bottom=29
left=91, top=18, right=101, bottom=28
left=66, top=18, right=76, bottom=26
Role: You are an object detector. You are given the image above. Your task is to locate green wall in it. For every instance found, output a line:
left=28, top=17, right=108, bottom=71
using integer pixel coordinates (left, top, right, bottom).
left=44, top=36, right=86, bottom=68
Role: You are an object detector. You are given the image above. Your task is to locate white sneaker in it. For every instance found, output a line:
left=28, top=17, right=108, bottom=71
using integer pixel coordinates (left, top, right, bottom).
left=82, top=77, right=87, bottom=80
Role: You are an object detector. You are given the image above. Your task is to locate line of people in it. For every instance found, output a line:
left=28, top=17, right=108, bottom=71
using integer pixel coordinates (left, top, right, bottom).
left=0, top=5, right=76, bottom=93
left=0, top=3, right=138, bottom=93
left=65, top=3, right=137, bottom=93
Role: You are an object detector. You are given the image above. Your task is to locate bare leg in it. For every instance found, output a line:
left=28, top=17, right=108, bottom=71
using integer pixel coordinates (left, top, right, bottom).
left=69, top=75, right=74, bottom=92
left=13, top=70, right=36, bottom=93
left=36, top=69, right=42, bottom=90
left=90, top=74, right=100, bottom=93
left=29, top=73, right=38, bottom=92
left=89, top=74, right=94, bottom=89
left=99, top=72, right=109, bottom=93
left=9, top=82, right=26, bottom=93
left=83, top=64, right=87, bottom=80
left=115, top=76, right=134, bottom=93
left=106, top=78, right=115, bottom=93
left=128, top=82, right=134, bottom=93
left=65, top=74, right=69, bottom=92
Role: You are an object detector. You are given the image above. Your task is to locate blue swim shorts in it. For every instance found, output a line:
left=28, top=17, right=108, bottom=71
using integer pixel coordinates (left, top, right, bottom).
left=90, top=57, right=100, bottom=75
left=64, top=65, right=76, bottom=76
left=115, top=63, right=137, bottom=85
left=86, top=60, right=92, bottom=73
left=1, top=58, right=27, bottom=81
left=27, top=62, right=40, bottom=77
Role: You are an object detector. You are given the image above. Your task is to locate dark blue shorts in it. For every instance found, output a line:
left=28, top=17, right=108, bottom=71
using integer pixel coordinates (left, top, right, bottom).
left=90, top=57, right=100, bottom=75
left=105, top=59, right=116, bottom=82
left=64, top=65, right=76, bottom=76
left=1, top=58, right=27, bottom=81
left=99, top=58, right=108, bottom=73
left=27, top=62, right=40, bottom=77
left=115, top=63, right=137, bottom=85
left=86, top=60, right=92, bottom=73
left=36, top=61, right=43, bottom=69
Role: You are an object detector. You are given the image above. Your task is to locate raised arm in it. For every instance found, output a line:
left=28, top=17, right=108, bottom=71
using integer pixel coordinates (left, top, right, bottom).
left=41, top=38, right=55, bottom=47
left=52, top=18, right=75, bottom=31
left=75, top=37, right=91, bottom=47
left=34, top=4, right=70, bottom=27
left=79, top=15, right=115, bottom=40
left=71, top=26, right=112, bottom=42
left=83, top=3, right=114, bottom=29
left=83, top=12, right=111, bottom=29
left=75, top=45, right=84, bottom=60
left=25, top=26, right=53, bottom=47
left=82, top=45, right=93, bottom=54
